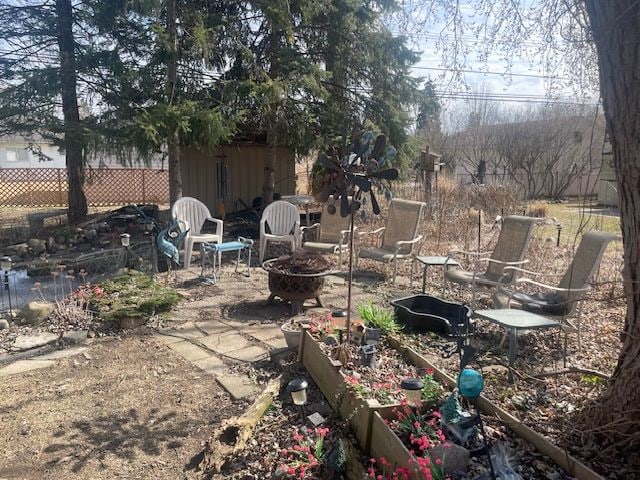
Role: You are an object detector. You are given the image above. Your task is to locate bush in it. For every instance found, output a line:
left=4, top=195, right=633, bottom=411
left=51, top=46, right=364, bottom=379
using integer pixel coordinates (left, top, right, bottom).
left=527, top=201, right=549, bottom=218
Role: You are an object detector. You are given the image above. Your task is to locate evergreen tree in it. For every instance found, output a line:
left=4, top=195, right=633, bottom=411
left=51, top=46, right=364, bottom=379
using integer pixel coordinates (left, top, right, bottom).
left=0, top=0, right=92, bottom=222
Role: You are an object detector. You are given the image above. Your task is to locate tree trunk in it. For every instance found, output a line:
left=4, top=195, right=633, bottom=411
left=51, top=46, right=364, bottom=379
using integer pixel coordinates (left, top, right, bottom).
left=166, top=0, right=182, bottom=204
left=55, top=0, right=87, bottom=224
left=584, top=0, right=640, bottom=438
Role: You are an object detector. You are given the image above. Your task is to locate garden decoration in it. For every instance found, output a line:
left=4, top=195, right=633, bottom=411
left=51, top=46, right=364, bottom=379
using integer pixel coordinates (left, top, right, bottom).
left=156, top=220, right=189, bottom=267
left=458, top=368, right=497, bottom=480
left=323, top=438, right=347, bottom=479
left=317, top=131, right=398, bottom=359
left=360, top=343, right=377, bottom=368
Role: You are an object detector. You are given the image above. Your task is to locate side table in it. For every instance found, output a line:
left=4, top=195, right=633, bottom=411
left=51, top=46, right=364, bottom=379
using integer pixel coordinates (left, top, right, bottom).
left=413, top=256, right=460, bottom=294
left=474, top=309, right=561, bottom=383
left=200, top=237, right=254, bottom=284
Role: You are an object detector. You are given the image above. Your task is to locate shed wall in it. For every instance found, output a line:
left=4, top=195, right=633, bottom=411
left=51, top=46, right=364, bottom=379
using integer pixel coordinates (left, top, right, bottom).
left=181, top=145, right=295, bottom=213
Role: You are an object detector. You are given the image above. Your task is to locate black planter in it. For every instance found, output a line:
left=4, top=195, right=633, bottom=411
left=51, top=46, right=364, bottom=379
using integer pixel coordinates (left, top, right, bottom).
left=390, top=294, right=473, bottom=336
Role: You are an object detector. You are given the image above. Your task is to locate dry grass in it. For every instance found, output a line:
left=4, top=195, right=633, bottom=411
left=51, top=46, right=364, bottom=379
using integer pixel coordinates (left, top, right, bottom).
left=0, top=336, right=235, bottom=480
left=526, top=201, right=550, bottom=218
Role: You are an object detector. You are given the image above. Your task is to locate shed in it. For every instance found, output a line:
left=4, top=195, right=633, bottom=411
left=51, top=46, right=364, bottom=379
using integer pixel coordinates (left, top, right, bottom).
left=181, top=142, right=296, bottom=215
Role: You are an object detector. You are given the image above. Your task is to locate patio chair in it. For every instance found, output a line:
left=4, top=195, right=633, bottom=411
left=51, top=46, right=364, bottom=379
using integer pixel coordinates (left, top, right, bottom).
left=172, top=197, right=223, bottom=269
left=301, top=196, right=354, bottom=269
left=444, top=215, right=539, bottom=301
left=492, top=230, right=620, bottom=348
left=259, top=200, right=301, bottom=263
left=356, top=198, right=426, bottom=285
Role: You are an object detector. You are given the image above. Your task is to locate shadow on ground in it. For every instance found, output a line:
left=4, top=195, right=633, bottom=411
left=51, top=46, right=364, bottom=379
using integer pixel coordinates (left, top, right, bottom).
left=44, top=407, right=190, bottom=473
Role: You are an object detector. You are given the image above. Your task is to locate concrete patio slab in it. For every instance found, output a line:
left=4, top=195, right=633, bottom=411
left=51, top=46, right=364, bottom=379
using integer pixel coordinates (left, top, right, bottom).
left=0, top=359, right=55, bottom=376
left=216, top=374, right=261, bottom=401
left=167, top=340, right=211, bottom=362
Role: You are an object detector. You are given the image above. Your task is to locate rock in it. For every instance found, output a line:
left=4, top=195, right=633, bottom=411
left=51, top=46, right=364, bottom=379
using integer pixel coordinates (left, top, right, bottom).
left=11, top=332, right=58, bottom=351
left=19, top=301, right=56, bottom=326
left=55, top=234, right=67, bottom=245
left=62, top=330, right=88, bottom=345
left=430, top=443, right=470, bottom=474
left=27, top=238, right=47, bottom=255
left=0, top=319, right=9, bottom=330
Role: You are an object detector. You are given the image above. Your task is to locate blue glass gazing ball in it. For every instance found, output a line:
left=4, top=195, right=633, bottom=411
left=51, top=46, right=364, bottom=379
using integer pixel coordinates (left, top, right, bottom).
left=458, top=368, right=484, bottom=398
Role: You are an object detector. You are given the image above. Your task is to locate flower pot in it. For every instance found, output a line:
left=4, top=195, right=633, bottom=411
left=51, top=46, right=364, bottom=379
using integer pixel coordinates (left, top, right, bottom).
left=281, top=323, right=302, bottom=349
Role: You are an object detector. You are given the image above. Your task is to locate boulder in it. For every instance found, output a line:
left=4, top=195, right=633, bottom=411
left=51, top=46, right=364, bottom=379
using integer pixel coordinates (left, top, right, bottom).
left=12, top=332, right=58, bottom=351
left=430, top=443, right=470, bottom=475
left=0, top=319, right=9, bottom=330
left=55, top=234, right=67, bottom=245
left=19, top=301, right=56, bottom=326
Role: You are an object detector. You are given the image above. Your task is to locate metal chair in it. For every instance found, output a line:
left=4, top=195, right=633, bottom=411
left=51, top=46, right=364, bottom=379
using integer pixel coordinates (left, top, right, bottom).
left=301, top=196, right=354, bottom=269
left=357, top=198, right=426, bottom=285
left=171, top=197, right=223, bottom=269
left=444, top=215, right=540, bottom=301
left=492, top=230, right=620, bottom=348
left=259, top=200, right=301, bottom=263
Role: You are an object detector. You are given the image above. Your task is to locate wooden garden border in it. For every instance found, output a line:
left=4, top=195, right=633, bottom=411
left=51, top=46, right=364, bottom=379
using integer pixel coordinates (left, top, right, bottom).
left=298, top=327, right=404, bottom=451
left=387, top=335, right=605, bottom=480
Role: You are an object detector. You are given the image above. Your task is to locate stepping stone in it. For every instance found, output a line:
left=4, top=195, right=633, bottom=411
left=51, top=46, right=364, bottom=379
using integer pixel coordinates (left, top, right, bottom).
left=11, top=332, right=58, bottom=351
left=197, top=321, right=233, bottom=336
left=200, top=333, right=251, bottom=354
left=154, top=329, right=186, bottom=345
left=225, top=345, right=268, bottom=362
left=38, top=346, right=88, bottom=361
left=243, top=325, right=283, bottom=342
left=0, top=359, right=55, bottom=376
left=216, top=374, right=261, bottom=401
left=167, top=340, right=211, bottom=362
left=193, top=355, right=226, bottom=374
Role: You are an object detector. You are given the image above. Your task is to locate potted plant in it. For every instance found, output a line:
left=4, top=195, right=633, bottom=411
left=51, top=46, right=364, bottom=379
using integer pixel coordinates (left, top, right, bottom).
left=357, top=301, right=402, bottom=343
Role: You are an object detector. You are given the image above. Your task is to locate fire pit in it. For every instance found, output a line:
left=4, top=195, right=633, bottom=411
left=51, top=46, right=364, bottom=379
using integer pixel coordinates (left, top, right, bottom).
left=262, top=251, right=333, bottom=314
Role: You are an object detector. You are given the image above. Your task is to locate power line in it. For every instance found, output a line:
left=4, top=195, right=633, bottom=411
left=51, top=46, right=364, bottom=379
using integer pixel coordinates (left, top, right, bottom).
left=411, top=65, right=570, bottom=81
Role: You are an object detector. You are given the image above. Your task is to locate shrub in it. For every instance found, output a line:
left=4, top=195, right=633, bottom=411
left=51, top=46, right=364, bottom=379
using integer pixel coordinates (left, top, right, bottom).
left=526, top=201, right=549, bottom=217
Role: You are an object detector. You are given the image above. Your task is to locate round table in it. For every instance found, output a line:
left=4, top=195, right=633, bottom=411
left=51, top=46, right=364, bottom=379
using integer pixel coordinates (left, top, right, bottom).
left=280, top=195, right=320, bottom=226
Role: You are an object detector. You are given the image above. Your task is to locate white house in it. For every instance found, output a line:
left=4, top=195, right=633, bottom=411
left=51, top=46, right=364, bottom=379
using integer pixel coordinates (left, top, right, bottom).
left=0, top=135, right=66, bottom=169
left=0, top=135, right=165, bottom=170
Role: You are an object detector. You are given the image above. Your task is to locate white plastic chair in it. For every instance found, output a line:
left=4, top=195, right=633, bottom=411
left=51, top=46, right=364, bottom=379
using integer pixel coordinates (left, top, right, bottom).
left=259, top=200, right=301, bottom=263
left=171, top=197, right=223, bottom=269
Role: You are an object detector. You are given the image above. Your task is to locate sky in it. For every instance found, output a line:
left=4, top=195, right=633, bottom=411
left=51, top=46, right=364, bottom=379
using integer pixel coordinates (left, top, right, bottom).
left=388, top=1, right=601, bottom=125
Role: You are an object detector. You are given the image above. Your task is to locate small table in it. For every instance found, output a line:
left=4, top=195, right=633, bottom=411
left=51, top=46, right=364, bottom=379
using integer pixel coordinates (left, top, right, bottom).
left=281, top=195, right=320, bottom=226
left=413, top=256, right=460, bottom=294
left=200, top=237, right=254, bottom=284
left=474, top=309, right=560, bottom=383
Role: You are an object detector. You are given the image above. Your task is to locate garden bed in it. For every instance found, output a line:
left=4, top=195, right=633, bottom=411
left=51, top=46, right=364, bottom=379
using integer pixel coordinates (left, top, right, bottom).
left=388, top=335, right=606, bottom=480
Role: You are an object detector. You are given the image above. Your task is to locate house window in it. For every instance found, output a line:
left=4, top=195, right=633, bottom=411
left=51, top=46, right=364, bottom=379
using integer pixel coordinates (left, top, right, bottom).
left=5, top=147, right=29, bottom=162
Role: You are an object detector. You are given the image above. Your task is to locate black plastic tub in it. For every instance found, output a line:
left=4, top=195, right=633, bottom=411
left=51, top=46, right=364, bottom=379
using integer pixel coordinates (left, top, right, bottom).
left=390, top=294, right=473, bottom=336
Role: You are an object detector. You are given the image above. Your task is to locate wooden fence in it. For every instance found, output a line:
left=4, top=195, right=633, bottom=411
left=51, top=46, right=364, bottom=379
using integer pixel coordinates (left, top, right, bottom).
left=0, top=168, right=169, bottom=207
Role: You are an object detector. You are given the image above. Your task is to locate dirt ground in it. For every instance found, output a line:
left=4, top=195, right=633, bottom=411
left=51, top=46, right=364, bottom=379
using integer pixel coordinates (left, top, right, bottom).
left=0, top=335, right=236, bottom=480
